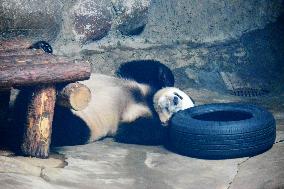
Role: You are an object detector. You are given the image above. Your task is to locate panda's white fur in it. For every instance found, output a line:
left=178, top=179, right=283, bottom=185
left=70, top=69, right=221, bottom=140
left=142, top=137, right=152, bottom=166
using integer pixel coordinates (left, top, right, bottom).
left=71, top=74, right=194, bottom=142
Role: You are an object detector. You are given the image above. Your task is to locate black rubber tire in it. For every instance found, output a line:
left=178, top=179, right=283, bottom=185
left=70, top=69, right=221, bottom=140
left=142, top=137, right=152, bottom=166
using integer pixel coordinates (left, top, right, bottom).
left=167, top=103, right=276, bottom=159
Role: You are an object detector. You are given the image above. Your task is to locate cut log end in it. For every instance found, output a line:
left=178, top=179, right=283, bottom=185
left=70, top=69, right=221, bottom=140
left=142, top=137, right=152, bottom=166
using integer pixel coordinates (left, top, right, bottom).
left=57, top=83, right=91, bottom=111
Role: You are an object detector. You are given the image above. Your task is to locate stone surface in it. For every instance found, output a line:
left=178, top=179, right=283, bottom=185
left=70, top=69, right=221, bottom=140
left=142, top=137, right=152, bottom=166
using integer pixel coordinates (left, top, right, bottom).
left=0, top=174, right=61, bottom=189
left=0, top=140, right=247, bottom=189
left=49, top=141, right=246, bottom=189
left=112, top=0, right=151, bottom=35
left=0, top=1, right=284, bottom=188
left=230, top=142, right=284, bottom=189
left=78, top=13, right=284, bottom=94
left=0, top=135, right=283, bottom=189
left=72, top=0, right=113, bottom=43
left=1, top=87, right=284, bottom=189
left=142, top=0, right=283, bottom=44
left=0, top=152, right=66, bottom=189
left=55, top=0, right=284, bottom=56
left=0, top=0, right=63, bottom=41
left=0, top=0, right=283, bottom=51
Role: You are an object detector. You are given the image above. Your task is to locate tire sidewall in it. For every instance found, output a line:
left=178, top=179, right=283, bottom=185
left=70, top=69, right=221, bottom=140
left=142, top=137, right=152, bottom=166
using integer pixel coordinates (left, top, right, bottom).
left=168, top=103, right=276, bottom=159
left=170, top=103, right=275, bottom=135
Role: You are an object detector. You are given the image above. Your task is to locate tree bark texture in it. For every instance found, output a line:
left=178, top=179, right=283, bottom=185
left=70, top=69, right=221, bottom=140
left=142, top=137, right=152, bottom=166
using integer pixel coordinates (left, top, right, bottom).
left=0, top=54, right=82, bottom=67
left=0, top=62, right=91, bottom=88
left=57, top=83, right=91, bottom=111
left=0, top=38, right=32, bottom=50
left=0, top=49, right=44, bottom=57
left=21, top=85, right=56, bottom=158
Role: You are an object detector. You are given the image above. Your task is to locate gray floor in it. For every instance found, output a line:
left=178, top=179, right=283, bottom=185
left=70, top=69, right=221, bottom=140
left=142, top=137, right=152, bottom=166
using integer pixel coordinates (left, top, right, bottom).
left=0, top=88, right=283, bottom=189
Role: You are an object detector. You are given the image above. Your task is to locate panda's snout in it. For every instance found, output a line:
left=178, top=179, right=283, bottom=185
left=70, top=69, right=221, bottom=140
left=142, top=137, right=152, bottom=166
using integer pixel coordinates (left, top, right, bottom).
left=173, top=96, right=179, bottom=105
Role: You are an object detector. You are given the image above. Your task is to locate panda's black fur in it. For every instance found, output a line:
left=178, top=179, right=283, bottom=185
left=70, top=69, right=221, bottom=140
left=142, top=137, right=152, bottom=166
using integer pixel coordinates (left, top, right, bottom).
left=29, top=41, right=53, bottom=54
left=116, top=60, right=175, bottom=91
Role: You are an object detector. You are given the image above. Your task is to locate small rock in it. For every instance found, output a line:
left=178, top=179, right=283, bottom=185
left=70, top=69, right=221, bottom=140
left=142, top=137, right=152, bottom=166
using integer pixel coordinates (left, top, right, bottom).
left=112, top=0, right=151, bottom=35
left=72, top=0, right=113, bottom=43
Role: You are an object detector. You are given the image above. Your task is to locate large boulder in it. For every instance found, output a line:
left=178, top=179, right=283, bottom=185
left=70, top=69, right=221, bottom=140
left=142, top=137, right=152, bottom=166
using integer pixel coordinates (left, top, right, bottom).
left=0, top=0, right=63, bottom=41
left=72, top=0, right=113, bottom=43
left=113, top=0, right=151, bottom=36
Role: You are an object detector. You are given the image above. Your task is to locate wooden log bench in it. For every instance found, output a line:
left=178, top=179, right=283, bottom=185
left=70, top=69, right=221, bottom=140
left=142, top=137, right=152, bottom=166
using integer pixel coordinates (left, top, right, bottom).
left=0, top=38, right=92, bottom=158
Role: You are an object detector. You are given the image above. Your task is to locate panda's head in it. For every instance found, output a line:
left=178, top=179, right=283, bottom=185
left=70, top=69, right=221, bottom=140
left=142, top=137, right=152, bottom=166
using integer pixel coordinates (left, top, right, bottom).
left=153, top=87, right=194, bottom=126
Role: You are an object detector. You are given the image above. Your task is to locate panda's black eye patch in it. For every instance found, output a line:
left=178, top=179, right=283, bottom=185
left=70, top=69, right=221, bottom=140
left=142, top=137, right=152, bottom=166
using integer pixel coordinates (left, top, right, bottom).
left=173, top=96, right=179, bottom=105
left=174, top=92, right=183, bottom=100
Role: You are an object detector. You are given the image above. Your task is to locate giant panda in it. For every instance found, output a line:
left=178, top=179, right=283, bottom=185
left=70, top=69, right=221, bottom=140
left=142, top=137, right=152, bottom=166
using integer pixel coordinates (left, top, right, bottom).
left=50, top=74, right=194, bottom=146
left=12, top=74, right=193, bottom=147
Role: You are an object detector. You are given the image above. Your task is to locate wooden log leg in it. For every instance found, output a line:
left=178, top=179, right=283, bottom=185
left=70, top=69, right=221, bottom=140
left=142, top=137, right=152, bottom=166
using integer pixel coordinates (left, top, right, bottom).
left=21, top=85, right=56, bottom=158
left=0, top=89, right=11, bottom=125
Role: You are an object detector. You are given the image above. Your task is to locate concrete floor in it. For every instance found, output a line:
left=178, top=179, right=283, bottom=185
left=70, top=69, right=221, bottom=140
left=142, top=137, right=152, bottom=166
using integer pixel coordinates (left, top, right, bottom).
left=0, top=88, right=283, bottom=189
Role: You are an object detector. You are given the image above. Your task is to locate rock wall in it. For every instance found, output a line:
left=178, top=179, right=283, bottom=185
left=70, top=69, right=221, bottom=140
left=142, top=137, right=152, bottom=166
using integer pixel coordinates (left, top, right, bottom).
left=1, top=0, right=283, bottom=91
left=1, top=0, right=282, bottom=46
left=0, top=0, right=63, bottom=41
left=143, top=0, right=283, bottom=43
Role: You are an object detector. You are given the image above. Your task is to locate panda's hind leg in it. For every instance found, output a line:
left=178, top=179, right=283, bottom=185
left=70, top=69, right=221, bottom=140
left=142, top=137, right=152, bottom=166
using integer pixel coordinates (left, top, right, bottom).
left=121, top=104, right=152, bottom=123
